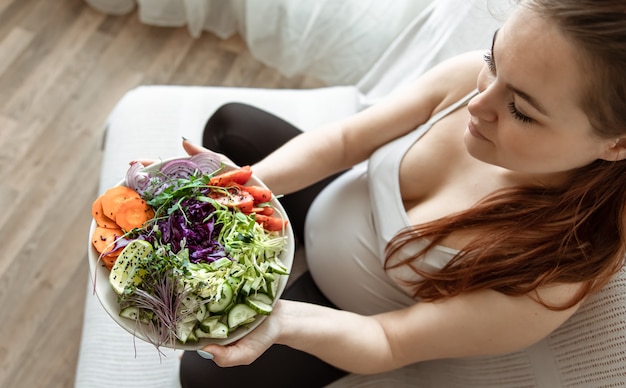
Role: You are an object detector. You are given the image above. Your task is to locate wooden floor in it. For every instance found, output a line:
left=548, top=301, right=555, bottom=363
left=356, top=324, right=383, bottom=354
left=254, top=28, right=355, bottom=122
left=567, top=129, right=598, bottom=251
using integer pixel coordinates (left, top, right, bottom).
left=0, top=1, right=323, bottom=387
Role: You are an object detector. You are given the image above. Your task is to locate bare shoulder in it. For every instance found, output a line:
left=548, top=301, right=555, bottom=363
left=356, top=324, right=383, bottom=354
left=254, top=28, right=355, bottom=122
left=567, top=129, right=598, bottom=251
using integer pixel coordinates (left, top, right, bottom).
left=337, top=51, right=485, bottom=165
left=425, top=50, right=485, bottom=114
left=364, top=50, right=485, bottom=126
left=380, top=50, right=484, bottom=123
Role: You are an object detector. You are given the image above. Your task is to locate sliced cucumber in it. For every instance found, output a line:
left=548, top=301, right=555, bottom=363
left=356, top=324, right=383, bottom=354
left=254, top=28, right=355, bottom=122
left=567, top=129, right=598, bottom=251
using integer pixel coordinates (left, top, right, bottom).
left=268, top=277, right=279, bottom=299
left=247, top=293, right=273, bottom=305
left=196, top=302, right=207, bottom=322
left=227, top=304, right=257, bottom=329
left=268, top=259, right=289, bottom=275
left=208, top=282, right=234, bottom=313
left=210, top=322, right=229, bottom=338
left=245, top=298, right=273, bottom=315
left=195, top=322, right=229, bottom=339
left=181, top=313, right=198, bottom=324
left=195, top=328, right=210, bottom=339
left=119, top=306, right=153, bottom=323
left=186, top=329, right=198, bottom=343
left=119, top=306, right=140, bottom=320
left=176, top=319, right=198, bottom=344
left=181, top=293, right=201, bottom=307
left=199, top=316, right=221, bottom=333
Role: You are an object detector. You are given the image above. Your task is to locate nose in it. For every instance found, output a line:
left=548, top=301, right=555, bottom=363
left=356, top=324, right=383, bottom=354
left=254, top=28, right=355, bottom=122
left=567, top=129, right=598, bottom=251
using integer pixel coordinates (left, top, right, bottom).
left=468, top=84, right=498, bottom=123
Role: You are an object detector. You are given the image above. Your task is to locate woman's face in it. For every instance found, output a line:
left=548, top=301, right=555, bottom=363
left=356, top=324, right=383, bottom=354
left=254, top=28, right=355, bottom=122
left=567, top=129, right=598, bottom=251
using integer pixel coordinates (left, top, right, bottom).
left=464, top=6, right=616, bottom=185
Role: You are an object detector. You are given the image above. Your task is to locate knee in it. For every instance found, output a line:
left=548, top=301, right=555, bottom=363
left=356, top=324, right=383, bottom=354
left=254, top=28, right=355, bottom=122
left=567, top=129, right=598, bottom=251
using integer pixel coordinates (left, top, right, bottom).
left=205, top=102, right=248, bottom=135
left=203, top=103, right=256, bottom=149
left=210, top=102, right=250, bottom=123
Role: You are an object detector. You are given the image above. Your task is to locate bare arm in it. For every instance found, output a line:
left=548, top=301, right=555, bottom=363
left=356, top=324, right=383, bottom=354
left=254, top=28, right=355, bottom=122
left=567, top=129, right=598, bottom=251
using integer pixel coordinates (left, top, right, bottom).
left=203, top=283, right=581, bottom=374
left=249, top=51, right=485, bottom=195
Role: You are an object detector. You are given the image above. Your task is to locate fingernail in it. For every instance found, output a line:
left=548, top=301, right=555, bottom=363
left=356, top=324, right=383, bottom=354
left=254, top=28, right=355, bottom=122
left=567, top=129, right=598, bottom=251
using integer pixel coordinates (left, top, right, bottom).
left=197, top=350, right=214, bottom=360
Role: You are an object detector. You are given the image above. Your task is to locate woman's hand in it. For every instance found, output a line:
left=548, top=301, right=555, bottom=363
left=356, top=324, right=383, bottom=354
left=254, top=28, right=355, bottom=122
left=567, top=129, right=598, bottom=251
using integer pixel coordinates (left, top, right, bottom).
left=181, top=138, right=211, bottom=156
left=182, top=138, right=235, bottom=165
left=197, top=300, right=285, bottom=367
left=131, top=138, right=233, bottom=167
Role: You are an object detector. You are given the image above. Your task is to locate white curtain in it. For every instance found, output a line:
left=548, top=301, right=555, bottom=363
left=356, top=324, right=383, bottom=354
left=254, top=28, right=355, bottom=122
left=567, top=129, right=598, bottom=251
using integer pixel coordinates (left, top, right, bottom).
left=86, top=0, right=241, bottom=38
left=85, top=0, right=433, bottom=85
left=237, top=0, right=433, bottom=85
left=84, top=0, right=510, bottom=91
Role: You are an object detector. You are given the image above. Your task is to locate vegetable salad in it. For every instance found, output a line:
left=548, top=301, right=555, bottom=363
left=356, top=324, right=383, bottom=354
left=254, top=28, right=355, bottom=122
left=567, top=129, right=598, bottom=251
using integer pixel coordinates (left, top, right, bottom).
left=90, top=154, right=290, bottom=349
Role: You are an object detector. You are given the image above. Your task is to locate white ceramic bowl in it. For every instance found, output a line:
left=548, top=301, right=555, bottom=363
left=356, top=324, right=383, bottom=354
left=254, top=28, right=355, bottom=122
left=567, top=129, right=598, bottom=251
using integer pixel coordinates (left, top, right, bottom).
left=87, top=157, right=294, bottom=350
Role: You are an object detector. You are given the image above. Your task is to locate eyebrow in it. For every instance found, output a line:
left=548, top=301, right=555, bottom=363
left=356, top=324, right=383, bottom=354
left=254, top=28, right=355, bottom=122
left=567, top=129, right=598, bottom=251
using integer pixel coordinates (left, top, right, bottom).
left=506, top=85, right=548, bottom=115
left=490, top=29, right=498, bottom=59
left=490, top=28, right=549, bottom=116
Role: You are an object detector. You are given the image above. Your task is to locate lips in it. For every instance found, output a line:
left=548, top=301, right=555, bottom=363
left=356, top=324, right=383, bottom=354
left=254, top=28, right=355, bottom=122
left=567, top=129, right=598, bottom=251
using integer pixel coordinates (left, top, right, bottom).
left=468, top=120, right=490, bottom=142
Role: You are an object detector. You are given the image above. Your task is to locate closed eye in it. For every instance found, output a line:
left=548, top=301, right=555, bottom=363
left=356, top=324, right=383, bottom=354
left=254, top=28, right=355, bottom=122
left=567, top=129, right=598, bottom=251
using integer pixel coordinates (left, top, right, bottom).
left=508, top=102, right=534, bottom=124
left=484, top=51, right=496, bottom=73
left=484, top=29, right=498, bottom=73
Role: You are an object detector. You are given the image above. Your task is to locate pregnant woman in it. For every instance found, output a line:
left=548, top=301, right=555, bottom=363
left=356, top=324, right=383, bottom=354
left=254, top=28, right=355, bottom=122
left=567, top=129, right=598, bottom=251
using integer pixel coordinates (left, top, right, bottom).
left=179, top=1, right=626, bottom=386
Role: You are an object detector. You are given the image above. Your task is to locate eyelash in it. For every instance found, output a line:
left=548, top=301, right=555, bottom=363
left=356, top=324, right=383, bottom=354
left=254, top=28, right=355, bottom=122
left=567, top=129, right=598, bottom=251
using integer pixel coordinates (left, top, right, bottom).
left=484, top=51, right=534, bottom=124
left=483, top=51, right=495, bottom=72
left=508, top=102, right=533, bottom=124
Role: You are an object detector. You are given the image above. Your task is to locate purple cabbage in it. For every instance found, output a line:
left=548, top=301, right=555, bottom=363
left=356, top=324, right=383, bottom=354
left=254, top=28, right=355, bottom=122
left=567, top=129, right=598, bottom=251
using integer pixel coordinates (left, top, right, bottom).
left=126, top=153, right=228, bottom=263
left=141, top=197, right=227, bottom=263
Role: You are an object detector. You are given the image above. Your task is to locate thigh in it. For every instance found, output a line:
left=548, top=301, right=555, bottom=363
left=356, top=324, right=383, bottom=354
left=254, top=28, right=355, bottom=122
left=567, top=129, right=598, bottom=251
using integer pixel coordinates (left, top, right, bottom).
left=179, top=272, right=348, bottom=388
left=180, top=344, right=346, bottom=388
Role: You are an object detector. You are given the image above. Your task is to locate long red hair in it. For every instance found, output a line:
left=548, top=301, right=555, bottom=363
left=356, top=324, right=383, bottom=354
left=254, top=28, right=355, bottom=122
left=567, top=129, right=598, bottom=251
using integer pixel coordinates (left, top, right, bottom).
left=385, top=0, right=626, bottom=310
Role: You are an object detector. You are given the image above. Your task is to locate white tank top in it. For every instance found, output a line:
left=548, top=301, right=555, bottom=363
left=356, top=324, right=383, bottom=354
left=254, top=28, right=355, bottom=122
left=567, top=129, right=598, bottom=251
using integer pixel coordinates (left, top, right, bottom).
left=305, top=90, right=476, bottom=315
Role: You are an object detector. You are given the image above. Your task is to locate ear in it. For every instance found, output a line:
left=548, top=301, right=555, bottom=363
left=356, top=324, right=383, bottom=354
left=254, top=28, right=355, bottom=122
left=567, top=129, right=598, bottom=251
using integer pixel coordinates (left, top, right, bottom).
left=601, top=137, right=626, bottom=162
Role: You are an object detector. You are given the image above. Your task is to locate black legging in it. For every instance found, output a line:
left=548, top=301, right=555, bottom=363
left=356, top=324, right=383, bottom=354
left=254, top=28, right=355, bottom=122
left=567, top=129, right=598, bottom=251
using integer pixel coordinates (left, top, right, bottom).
left=179, top=103, right=349, bottom=388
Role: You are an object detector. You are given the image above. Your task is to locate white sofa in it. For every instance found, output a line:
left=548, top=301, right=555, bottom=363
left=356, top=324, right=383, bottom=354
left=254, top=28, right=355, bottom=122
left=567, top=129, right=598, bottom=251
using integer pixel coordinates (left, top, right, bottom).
left=75, top=1, right=626, bottom=387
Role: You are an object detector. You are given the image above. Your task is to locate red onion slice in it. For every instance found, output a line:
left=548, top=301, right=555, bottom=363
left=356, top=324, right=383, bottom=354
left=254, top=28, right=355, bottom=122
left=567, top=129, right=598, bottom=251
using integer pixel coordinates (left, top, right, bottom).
left=126, top=153, right=222, bottom=195
left=125, top=161, right=152, bottom=192
left=159, top=159, right=200, bottom=179
left=190, top=152, right=222, bottom=175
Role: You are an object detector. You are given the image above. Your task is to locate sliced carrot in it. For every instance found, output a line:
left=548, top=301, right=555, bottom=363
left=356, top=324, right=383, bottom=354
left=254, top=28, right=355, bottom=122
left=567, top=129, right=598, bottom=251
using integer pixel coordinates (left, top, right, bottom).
left=100, top=247, right=123, bottom=270
left=92, top=226, right=125, bottom=255
left=100, top=186, right=141, bottom=221
left=91, top=194, right=118, bottom=229
left=254, top=214, right=288, bottom=232
left=100, top=253, right=118, bottom=271
left=209, top=165, right=252, bottom=187
left=115, top=197, right=155, bottom=232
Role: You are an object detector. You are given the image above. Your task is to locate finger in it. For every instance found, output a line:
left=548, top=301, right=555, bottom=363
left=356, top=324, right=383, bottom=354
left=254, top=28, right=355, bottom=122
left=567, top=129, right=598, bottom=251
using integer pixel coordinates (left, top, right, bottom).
left=182, top=138, right=211, bottom=155
left=182, top=138, right=236, bottom=166
left=129, top=159, right=156, bottom=167
left=198, top=345, right=236, bottom=367
left=201, top=339, right=268, bottom=367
